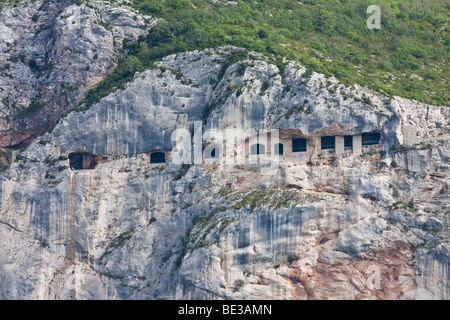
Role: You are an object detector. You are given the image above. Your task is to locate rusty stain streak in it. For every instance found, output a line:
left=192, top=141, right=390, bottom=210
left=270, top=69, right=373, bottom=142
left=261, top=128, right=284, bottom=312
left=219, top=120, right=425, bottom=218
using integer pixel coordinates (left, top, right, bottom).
left=69, top=173, right=76, bottom=264
left=88, top=171, right=93, bottom=202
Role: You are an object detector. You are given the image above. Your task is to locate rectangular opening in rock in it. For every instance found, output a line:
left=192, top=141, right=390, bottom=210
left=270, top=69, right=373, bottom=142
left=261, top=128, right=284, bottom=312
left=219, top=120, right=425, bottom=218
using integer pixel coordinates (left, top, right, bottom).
left=344, top=135, right=353, bottom=148
left=150, top=152, right=166, bottom=164
left=362, top=132, right=380, bottom=146
left=292, top=138, right=307, bottom=152
left=321, top=136, right=335, bottom=150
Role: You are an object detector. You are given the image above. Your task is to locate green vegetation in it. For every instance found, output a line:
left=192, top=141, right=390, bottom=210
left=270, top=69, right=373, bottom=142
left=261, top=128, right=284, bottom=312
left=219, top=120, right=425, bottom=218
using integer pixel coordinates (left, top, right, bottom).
left=176, top=229, right=192, bottom=267
left=39, top=139, right=49, bottom=146
left=44, top=156, right=57, bottom=166
left=173, top=163, right=191, bottom=181
left=259, top=80, right=271, bottom=96
left=230, top=189, right=320, bottom=211
left=392, top=187, right=400, bottom=198
left=392, top=200, right=418, bottom=212
left=284, top=104, right=312, bottom=119
left=182, top=189, right=324, bottom=254
left=0, top=164, right=8, bottom=174
left=218, top=217, right=237, bottom=233
left=231, top=190, right=274, bottom=210
left=193, top=213, right=215, bottom=226
left=418, top=142, right=432, bottom=150
left=17, top=100, right=45, bottom=117
left=217, top=187, right=234, bottom=197
left=214, top=188, right=323, bottom=212
left=109, top=230, right=135, bottom=248
left=76, top=0, right=448, bottom=111
left=40, top=238, right=49, bottom=248
left=188, top=212, right=238, bottom=251
left=97, top=21, right=113, bottom=31
left=44, top=172, right=56, bottom=179
left=27, top=58, right=53, bottom=75
left=211, top=206, right=228, bottom=214
left=390, top=159, right=398, bottom=167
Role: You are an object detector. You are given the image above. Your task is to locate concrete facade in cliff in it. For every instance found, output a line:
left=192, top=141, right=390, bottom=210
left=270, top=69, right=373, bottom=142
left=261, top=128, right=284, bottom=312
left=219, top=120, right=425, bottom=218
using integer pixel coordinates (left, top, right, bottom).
left=0, top=45, right=449, bottom=300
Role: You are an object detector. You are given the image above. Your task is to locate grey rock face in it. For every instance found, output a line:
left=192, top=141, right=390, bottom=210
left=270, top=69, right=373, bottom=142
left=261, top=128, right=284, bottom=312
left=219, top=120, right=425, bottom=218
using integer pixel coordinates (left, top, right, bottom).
left=0, top=0, right=153, bottom=147
left=0, top=47, right=449, bottom=300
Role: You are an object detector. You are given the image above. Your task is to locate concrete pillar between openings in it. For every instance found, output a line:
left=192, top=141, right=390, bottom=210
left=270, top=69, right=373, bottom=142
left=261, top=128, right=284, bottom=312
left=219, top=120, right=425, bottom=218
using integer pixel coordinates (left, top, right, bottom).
left=282, top=138, right=292, bottom=157
left=353, top=134, right=362, bottom=155
left=309, top=136, right=320, bottom=157
left=335, top=136, right=345, bottom=156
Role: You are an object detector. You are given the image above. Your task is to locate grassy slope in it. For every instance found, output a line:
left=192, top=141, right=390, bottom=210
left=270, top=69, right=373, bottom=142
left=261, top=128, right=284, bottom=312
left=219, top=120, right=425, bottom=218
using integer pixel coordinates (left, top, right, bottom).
left=79, top=0, right=448, bottom=109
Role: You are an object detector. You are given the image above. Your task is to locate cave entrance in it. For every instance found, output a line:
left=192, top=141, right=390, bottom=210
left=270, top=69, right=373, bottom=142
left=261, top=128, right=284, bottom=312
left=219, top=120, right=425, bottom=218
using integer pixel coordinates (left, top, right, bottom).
left=150, top=152, right=166, bottom=164
left=321, top=136, right=335, bottom=150
left=362, top=132, right=381, bottom=146
left=292, top=138, right=307, bottom=152
left=344, top=135, right=353, bottom=149
left=69, top=152, right=97, bottom=170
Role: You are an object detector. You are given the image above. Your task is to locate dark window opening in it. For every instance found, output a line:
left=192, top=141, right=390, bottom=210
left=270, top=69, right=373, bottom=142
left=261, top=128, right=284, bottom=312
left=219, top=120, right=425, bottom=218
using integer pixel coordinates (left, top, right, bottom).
left=292, top=139, right=307, bottom=152
left=150, top=152, right=166, bottom=164
left=274, top=143, right=284, bottom=156
left=69, top=152, right=97, bottom=170
left=344, top=135, right=353, bottom=148
left=250, top=143, right=265, bottom=155
left=362, top=132, right=380, bottom=146
left=321, top=136, right=335, bottom=150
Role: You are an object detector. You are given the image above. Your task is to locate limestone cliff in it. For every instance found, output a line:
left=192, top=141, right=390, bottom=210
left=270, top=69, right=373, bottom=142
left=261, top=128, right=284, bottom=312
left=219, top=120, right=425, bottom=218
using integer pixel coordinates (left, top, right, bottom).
left=0, top=0, right=153, bottom=147
left=0, top=44, right=449, bottom=300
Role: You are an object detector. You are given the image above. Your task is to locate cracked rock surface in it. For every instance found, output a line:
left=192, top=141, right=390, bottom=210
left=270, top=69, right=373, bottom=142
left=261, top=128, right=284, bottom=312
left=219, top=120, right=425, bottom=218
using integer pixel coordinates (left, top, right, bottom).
left=0, top=43, right=449, bottom=299
left=0, top=0, right=153, bottom=147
